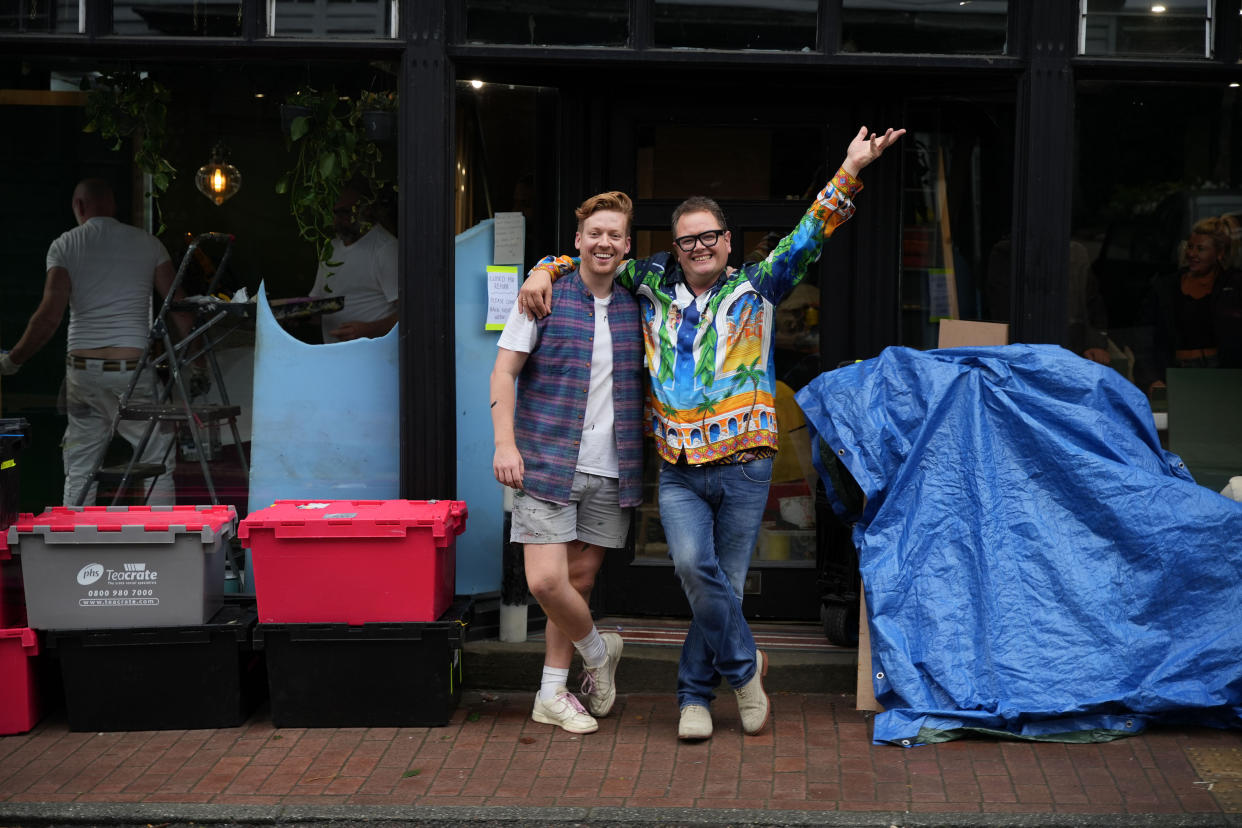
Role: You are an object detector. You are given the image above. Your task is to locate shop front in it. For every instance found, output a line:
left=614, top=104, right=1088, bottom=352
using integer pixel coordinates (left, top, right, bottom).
left=2, top=1, right=1239, bottom=628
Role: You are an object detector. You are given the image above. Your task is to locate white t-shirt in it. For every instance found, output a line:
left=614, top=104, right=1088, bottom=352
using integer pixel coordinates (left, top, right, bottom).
left=45, top=216, right=172, bottom=352
left=309, top=225, right=399, bottom=343
left=498, top=295, right=620, bottom=478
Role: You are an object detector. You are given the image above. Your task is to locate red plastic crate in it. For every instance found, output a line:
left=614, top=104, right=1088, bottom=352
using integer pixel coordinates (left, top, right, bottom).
left=0, top=627, right=40, bottom=735
left=239, top=499, right=467, bottom=624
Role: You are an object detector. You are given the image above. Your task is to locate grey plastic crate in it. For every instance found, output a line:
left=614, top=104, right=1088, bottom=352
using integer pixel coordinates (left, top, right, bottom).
left=7, top=505, right=237, bottom=629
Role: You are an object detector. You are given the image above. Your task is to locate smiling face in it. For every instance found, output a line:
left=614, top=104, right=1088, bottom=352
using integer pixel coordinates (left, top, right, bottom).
left=575, top=209, right=630, bottom=280
left=1184, top=232, right=1223, bottom=277
left=674, top=210, right=731, bottom=291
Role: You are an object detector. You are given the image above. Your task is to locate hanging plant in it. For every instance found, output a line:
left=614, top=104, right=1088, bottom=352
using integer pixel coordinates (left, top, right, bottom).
left=358, top=89, right=397, bottom=142
left=82, top=71, right=177, bottom=234
left=275, top=86, right=393, bottom=269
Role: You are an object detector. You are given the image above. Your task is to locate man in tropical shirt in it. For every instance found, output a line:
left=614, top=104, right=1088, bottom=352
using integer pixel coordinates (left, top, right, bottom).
left=519, top=126, right=905, bottom=741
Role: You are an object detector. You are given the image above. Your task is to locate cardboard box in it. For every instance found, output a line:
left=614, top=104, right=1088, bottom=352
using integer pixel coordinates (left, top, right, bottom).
left=937, top=319, right=1009, bottom=349
left=856, top=591, right=884, bottom=713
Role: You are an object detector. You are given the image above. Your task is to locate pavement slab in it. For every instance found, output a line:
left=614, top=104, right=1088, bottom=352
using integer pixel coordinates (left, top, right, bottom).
left=2, top=691, right=1242, bottom=827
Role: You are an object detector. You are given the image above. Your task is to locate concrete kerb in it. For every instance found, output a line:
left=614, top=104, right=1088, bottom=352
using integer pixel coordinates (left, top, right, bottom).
left=1, top=802, right=1241, bottom=827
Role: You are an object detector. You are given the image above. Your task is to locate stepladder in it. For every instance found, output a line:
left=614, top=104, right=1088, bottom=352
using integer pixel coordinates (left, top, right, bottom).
left=74, top=232, right=249, bottom=510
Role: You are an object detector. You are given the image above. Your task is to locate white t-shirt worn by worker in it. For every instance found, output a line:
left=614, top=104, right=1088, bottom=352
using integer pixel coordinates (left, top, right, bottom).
left=309, top=225, right=399, bottom=344
left=45, top=216, right=172, bottom=352
left=497, top=295, right=620, bottom=478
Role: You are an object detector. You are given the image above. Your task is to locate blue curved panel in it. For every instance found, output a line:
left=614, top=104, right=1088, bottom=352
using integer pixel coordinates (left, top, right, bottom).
left=247, top=284, right=400, bottom=514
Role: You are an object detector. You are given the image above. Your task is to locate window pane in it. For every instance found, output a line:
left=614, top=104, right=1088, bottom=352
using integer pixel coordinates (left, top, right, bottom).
left=112, top=0, right=243, bottom=35
left=899, top=100, right=1014, bottom=349
left=653, top=0, right=816, bottom=51
left=0, top=0, right=78, bottom=33
left=269, top=0, right=396, bottom=38
left=841, top=0, right=1008, bottom=54
left=463, top=0, right=627, bottom=46
left=1073, top=81, right=1242, bottom=396
left=637, top=126, right=824, bottom=201
left=1080, top=0, right=1210, bottom=58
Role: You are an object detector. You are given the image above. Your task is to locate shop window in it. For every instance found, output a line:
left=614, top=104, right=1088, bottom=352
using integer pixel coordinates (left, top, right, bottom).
left=268, top=0, right=396, bottom=38
left=841, top=0, right=1008, bottom=55
left=1073, top=81, right=1242, bottom=394
left=112, top=0, right=243, bottom=35
left=463, top=0, right=627, bottom=46
left=653, top=0, right=816, bottom=50
left=1079, top=0, right=1212, bottom=58
left=899, top=100, right=1014, bottom=349
left=454, top=81, right=558, bottom=272
left=0, top=0, right=78, bottom=32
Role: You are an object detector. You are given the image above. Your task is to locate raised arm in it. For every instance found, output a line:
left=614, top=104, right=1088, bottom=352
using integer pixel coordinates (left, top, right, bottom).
left=749, top=125, right=905, bottom=304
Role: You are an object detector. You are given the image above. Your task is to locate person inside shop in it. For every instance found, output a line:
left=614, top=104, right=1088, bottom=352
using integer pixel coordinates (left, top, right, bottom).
left=985, top=238, right=1111, bottom=365
left=518, top=125, right=905, bottom=741
left=0, top=177, right=188, bottom=506
left=490, top=191, right=641, bottom=735
left=1134, top=215, right=1242, bottom=395
left=307, top=182, right=398, bottom=343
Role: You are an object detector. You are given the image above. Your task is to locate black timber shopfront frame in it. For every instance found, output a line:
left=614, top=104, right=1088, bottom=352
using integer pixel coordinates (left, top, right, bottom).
left=3, top=0, right=1241, bottom=502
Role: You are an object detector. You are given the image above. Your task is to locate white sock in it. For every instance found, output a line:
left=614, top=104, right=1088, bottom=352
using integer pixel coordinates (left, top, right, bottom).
left=574, top=628, right=607, bottom=669
left=538, top=666, right=570, bottom=701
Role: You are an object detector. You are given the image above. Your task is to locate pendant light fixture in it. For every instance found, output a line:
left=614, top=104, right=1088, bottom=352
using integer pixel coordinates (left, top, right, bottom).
left=195, top=141, right=242, bottom=206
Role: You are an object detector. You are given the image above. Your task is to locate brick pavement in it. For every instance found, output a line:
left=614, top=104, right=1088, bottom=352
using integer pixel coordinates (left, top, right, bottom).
left=2, top=691, right=1241, bottom=825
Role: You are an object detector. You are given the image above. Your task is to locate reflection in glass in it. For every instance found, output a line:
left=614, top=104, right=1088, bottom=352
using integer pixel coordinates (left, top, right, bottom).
left=0, top=0, right=79, bottom=32
left=899, top=101, right=1013, bottom=350
left=653, top=0, right=816, bottom=51
left=1079, top=0, right=1210, bottom=58
left=637, top=126, right=824, bottom=201
left=1073, top=82, right=1242, bottom=390
left=112, top=0, right=243, bottom=35
left=463, top=0, right=626, bottom=46
left=269, top=0, right=396, bottom=38
left=841, top=0, right=1008, bottom=54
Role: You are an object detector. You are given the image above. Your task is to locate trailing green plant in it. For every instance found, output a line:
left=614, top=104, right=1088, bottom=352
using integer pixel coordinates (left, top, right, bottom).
left=82, top=71, right=177, bottom=234
left=275, top=86, right=393, bottom=268
left=358, top=89, right=398, bottom=112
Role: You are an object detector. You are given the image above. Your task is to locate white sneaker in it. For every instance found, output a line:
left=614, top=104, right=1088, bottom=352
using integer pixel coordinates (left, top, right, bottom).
left=735, top=649, right=770, bottom=736
left=580, top=631, right=623, bottom=717
left=532, top=687, right=598, bottom=734
left=678, top=704, right=713, bottom=740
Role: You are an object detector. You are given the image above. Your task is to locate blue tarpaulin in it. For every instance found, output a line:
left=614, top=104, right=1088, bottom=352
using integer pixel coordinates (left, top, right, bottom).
left=795, top=344, right=1242, bottom=746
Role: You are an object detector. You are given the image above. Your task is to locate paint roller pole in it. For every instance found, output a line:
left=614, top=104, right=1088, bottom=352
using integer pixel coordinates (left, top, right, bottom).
left=498, top=484, right=528, bottom=642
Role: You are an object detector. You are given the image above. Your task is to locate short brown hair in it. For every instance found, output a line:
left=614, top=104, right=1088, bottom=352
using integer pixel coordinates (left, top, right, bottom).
left=671, top=196, right=728, bottom=236
left=576, top=191, right=633, bottom=234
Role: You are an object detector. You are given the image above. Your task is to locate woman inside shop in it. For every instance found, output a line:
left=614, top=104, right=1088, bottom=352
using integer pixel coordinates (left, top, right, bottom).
left=1135, top=216, right=1242, bottom=395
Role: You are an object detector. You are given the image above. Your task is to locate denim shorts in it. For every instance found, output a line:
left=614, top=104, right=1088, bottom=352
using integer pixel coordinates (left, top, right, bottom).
left=510, top=471, right=632, bottom=548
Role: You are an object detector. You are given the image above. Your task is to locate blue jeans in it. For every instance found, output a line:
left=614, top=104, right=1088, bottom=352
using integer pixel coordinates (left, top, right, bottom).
left=658, top=456, right=772, bottom=708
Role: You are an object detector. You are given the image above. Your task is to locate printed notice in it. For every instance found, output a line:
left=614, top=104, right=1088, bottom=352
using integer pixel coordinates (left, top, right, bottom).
left=493, top=212, right=525, bottom=265
left=927, top=268, right=953, bottom=321
left=486, top=265, right=519, bottom=331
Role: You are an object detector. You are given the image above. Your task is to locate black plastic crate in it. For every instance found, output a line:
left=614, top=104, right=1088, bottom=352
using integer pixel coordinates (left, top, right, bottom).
left=0, top=418, right=30, bottom=532
left=254, top=598, right=470, bottom=728
left=42, top=603, right=265, bottom=732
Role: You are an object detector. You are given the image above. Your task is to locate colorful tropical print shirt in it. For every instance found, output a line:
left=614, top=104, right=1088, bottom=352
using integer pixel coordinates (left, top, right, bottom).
left=534, top=167, right=862, bottom=465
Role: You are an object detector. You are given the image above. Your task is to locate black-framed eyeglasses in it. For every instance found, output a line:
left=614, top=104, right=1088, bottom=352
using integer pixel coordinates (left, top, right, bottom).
left=673, top=229, right=726, bottom=252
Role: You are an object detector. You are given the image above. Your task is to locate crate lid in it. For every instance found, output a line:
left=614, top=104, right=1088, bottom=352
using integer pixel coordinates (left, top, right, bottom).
left=7, top=504, right=238, bottom=546
left=239, top=499, right=468, bottom=543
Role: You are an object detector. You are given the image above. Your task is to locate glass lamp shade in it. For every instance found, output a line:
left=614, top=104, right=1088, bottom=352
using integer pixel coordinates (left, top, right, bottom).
left=195, top=157, right=242, bottom=205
